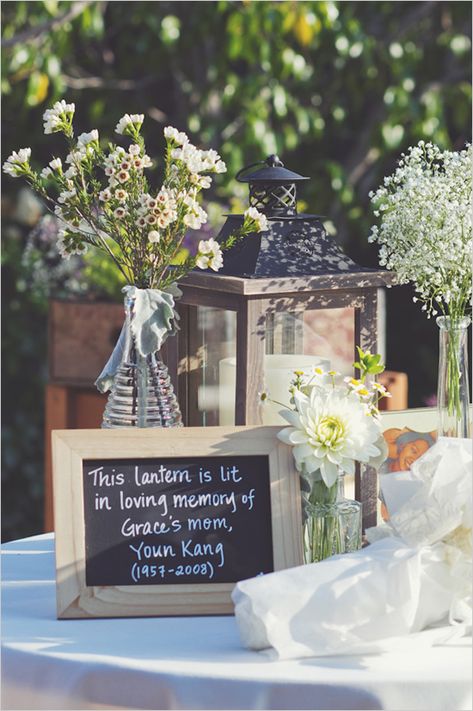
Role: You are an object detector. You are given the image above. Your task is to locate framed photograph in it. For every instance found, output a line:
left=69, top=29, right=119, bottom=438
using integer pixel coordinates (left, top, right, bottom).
left=52, top=426, right=303, bottom=619
left=378, top=408, right=438, bottom=521
left=380, top=407, right=438, bottom=475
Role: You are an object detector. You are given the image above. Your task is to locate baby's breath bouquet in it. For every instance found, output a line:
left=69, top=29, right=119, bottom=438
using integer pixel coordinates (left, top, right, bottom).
left=3, top=100, right=269, bottom=428
left=263, top=348, right=390, bottom=562
left=369, top=142, right=472, bottom=437
left=3, top=101, right=268, bottom=289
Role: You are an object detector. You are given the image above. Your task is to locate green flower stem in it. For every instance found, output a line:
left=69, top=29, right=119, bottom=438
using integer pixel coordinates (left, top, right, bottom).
left=304, top=477, right=339, bottom=563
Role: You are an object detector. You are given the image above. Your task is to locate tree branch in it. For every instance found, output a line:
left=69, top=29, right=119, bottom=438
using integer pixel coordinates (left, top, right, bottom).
left=2, top=1, right=94, bottom=48
left=61, top=73, right=155, bottom=90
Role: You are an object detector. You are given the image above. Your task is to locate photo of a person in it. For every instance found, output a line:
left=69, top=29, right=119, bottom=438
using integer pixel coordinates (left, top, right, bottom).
left=383, top=428, right=437, bottom=473
left=380, top=428, right=437, bottom=520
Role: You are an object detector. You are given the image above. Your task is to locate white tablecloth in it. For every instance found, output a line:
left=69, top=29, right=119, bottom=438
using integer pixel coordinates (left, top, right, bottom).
left=1, top=534, right=471, bottom=711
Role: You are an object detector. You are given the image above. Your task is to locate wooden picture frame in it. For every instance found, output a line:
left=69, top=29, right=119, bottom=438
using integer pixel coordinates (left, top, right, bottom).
left=52, top=426, right=303, bottom=619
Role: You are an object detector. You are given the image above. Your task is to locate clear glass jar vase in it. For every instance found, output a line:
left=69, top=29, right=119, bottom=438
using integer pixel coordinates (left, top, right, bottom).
left=437, top=316, right=471, bottom=439
left=301, top=471, right=362, bottom=563
left=102, top=293, right=183, bottom=428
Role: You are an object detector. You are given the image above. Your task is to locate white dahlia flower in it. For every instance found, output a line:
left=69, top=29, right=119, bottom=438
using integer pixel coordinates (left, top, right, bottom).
left=277, top=387, right=386, bottom=487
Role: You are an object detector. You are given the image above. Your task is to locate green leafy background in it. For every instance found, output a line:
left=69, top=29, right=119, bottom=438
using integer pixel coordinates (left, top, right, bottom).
left=2, top=0, right=471, bottom=540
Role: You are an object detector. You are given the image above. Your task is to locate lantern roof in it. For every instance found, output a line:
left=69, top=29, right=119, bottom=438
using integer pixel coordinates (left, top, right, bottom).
left=236, top=155, right=309, bottom=184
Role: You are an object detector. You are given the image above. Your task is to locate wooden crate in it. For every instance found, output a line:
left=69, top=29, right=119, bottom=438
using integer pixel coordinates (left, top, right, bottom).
left=48, top=299, right=124, bottom=385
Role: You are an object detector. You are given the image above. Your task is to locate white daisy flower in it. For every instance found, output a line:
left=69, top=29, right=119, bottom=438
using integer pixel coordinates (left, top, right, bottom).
left=372, top=382, right=392, bottom=398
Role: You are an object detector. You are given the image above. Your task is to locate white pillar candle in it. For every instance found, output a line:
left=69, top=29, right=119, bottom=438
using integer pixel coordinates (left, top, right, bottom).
left=219, top=354, right=330, bottom=426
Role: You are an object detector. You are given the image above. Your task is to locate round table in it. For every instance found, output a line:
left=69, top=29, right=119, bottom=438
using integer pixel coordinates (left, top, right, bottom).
left=2, top=534, right=471, bottom=710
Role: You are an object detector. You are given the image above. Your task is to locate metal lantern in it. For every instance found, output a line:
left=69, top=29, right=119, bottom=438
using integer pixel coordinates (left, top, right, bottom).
left=163, top=155, right=395, bottom=527
left=217, top=154, right=366, bottom=278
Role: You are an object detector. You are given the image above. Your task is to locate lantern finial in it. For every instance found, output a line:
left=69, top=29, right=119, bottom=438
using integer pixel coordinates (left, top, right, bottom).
left=266, top=154, right=284, bottom=168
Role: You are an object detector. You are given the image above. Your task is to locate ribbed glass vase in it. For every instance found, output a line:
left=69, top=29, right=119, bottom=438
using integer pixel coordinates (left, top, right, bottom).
left=437, top=316, right=471, bottom=439
left=302, top=470, right=362, bottom=563
left=102, top=293, right=182, bottom=429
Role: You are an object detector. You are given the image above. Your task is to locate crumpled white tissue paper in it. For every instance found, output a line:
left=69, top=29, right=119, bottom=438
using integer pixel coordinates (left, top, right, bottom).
left=232, top=437, right=472, bottom=659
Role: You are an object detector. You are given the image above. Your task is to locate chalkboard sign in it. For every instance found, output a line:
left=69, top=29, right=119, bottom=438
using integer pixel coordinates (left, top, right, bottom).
left=83, top=456, right=273, bottom=587
left=52, top=427, right=303, bottom=618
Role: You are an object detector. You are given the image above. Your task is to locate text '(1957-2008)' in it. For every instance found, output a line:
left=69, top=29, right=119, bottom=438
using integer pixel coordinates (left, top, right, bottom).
left=82, top=456, right=274, bottom=587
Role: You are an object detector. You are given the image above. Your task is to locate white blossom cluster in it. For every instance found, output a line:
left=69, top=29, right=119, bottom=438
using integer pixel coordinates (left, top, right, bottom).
left=369, top=142, right=472, bottom=319
left=101, top=143, right=152, bottom=191
left=244, top=206, right=269, bottom=233
left=165, top=125, right=226, bottom=176
left=57, top=187, right=76, bottom=204
left=43, top=100, right=75, bottom=135
left=78, top=129, right=99, bottom=147
left=2, top=147, right=32, bottom=177
left=195, top=238, right=223, bottom=271
left=3, top=104, right=269, bottom=287
left=40, top=157, right=62, bottom=179
left=182, top=193, right=208, bottom=229
left=115, top=113, right=144, bottom=136
left=57, top=227, right=88, bottom=259
left=171, top=144, right=226, bottom=175
left=135, top=188, right=178, bottom=233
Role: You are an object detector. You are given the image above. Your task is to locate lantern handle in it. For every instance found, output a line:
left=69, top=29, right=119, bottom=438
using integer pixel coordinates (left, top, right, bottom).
left=235, top=155, right=284, bottom=181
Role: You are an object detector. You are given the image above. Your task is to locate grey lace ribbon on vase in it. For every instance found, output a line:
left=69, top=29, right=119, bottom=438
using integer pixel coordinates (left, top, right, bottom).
left=95, top=283, right=182, bottom=393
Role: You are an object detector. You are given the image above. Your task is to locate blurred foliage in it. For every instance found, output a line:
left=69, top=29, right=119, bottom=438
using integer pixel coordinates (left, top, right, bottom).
left=2, top=219, right=48, bottom=539
left=1, top=0, right=471, bottom=540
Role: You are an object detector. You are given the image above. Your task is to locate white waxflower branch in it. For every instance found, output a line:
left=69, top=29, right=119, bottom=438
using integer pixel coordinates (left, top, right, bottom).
left=3, top=102, right=270, bottom=290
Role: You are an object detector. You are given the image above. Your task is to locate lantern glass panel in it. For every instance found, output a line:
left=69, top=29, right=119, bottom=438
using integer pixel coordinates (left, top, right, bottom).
left=260, top=308, right=355, bottom=425
left=189, top=304, right=355, bottom=427
left=191, top=305, right=237, bottom=426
